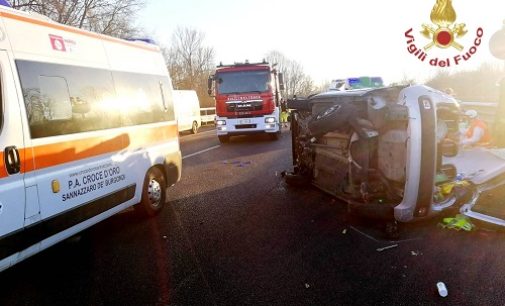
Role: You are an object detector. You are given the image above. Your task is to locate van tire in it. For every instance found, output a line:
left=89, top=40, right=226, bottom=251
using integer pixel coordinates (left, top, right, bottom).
left=136, top=167, right=167, bottom=217
left=218, top=135, right=230, bottom=143
left=191, top=121, right=199, bottom=134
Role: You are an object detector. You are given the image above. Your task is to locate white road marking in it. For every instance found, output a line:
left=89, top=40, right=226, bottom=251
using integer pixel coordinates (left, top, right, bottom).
left=182, top=145, right=221, bottom=160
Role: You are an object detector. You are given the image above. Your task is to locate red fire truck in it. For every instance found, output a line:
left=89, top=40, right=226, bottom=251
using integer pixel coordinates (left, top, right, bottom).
left=208, top=60, right=284, bottom=143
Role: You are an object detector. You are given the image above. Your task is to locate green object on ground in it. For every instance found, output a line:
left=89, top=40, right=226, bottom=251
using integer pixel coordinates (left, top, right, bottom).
left=441, top=214, right=475, bottom=231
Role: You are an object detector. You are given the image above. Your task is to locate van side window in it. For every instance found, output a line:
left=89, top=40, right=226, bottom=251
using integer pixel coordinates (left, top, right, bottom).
left=16, top=60, right=175, bottom=138
left=39, top=76, right=72, bottom=121
left=112, top=72, right=174, bottom=126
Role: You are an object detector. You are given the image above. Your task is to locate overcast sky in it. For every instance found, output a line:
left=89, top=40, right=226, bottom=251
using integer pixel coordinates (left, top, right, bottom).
left=138, top=0, right=504, bottom=85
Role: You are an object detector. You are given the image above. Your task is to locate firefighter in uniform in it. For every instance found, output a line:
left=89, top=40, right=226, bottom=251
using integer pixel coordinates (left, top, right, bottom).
left=461, top=109, right=492, bottom=147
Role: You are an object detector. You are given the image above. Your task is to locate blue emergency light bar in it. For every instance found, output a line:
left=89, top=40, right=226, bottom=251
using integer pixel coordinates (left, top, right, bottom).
left=125, top=38, right=157, bottom=45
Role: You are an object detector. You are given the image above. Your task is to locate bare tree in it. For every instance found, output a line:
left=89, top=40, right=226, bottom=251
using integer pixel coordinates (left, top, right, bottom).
left=265, top=50, right=315, bottom=98
left=11, top=0, right=145, bottom=38
left=165, top=27, right=215, bottom=107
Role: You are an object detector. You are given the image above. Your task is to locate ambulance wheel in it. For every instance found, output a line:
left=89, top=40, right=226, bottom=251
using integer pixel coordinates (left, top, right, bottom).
left=218, top=135, right=230, bottom=143
left=137, top=167, right=167, bottom=217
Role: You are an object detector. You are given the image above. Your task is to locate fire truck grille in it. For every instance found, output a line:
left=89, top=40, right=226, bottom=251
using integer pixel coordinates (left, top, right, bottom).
left=235, top=124, right=257, bottom=129
left=227, top=101, right=263, bottom=112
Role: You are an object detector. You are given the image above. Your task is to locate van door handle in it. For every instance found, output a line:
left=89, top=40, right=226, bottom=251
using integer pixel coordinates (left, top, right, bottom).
left=4, top=146, right=20, bottom=175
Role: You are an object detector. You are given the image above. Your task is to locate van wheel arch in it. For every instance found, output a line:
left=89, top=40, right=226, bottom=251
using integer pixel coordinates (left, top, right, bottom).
left=136, top=166, right=167, bottom=217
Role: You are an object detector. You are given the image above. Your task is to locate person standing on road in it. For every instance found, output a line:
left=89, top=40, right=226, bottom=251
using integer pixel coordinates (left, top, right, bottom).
left=280, top=99, right=289, bottom=128
left=461, top=109, right=492, bottom=147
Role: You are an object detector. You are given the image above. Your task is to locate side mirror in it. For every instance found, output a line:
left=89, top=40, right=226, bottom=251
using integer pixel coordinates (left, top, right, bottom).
left=207, top=75, right=214, bottom=96
left=441, top=138, right=459, bottom=157
left=278, top=73, right=285, bottom=91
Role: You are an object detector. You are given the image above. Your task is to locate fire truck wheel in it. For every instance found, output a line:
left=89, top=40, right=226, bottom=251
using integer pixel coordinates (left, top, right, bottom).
left=136, top=167, right=167, bottom=217
left=191, top=121, right=199, bottom=134
left=218, top=135, right=230, bottom=143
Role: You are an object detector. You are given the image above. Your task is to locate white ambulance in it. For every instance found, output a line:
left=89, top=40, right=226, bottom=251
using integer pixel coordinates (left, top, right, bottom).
left=0, top=6, right=181, bottom=271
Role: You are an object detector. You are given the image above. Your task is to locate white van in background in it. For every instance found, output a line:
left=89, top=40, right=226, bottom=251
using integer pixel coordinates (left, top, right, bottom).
left=173, top=90, right=201, bottom=134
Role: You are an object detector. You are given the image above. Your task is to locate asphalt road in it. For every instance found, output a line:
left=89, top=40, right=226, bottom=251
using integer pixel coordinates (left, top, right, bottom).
left=2, top=126, right=505, bottom=305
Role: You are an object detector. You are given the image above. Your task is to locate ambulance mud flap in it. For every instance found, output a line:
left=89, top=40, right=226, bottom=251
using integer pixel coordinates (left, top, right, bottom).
left=415, top=96, right=436, bottom=217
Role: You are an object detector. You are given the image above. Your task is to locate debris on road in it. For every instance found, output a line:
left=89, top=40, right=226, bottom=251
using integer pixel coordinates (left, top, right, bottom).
left=376, top=244, right=398, bottom=252
left=440, top=214, right=475, bottom=231
left=437, top=282, right=448, bottom=297
left=411, top=250, right=420, bottom=256
left=304, top=283, right=310, bottom=289
left=162, top=235, right=167, bottom=239
left=342, top=228, right=347, bottom=234
left=222, top=160, right=253, bottom=167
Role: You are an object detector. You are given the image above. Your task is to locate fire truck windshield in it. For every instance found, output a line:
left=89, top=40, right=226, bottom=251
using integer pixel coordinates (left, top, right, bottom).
left=217, top=70, right=270, bottom=94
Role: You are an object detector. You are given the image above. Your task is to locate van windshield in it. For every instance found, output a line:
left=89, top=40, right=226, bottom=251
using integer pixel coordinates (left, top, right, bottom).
left=216, top=70, right=270, bottom=94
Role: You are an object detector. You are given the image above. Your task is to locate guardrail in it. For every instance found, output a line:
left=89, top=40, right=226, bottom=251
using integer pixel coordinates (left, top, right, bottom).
left=200, top=107, right=216, bottom=125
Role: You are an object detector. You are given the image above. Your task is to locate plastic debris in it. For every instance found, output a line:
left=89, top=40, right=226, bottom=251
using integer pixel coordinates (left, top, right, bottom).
left=411, top=250, right=419, bottom=256
left=440, top=214, right=475, bottom=231
left=376, top=244, right=398, bottom=252
left=342, top=229, right=347, bottom=234
left=304, top=283, right=310, bottom=289
left=437, top=282, right=448, bottom=297
left=162, top=235, right=167, bottom=239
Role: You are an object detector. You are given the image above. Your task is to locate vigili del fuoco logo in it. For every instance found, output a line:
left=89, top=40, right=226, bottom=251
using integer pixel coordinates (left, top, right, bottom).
left=405, top=0, right=483, bottom=67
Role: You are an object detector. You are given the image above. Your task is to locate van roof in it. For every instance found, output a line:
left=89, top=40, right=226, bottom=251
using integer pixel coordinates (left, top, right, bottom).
left=0, top=5, right=159, bottom=52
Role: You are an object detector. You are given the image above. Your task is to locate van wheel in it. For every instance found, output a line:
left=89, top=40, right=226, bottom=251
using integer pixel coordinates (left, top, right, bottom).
left=191, top=121, right=199, bottom=134
left=218, top=135, right=230, bottom=143
left=136, top=167, right=167, bottom=217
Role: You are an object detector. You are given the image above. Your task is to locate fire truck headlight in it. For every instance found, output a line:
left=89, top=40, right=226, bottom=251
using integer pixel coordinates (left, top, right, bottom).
left=265, top=117, right=276, bottom=123
left=216, top=120, right=226, bottom=126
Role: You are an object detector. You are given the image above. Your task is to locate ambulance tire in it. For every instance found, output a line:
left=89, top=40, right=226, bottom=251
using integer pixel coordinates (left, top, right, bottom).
left=136, top=167, right=167, bottom=217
